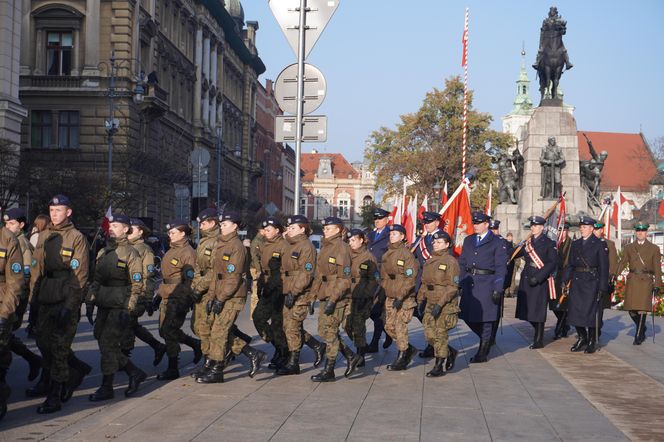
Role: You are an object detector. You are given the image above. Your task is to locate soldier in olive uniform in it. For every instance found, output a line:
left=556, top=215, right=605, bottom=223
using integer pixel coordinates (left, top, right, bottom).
left=344, top=228, right=378, bottom=368
left=418, top=231, right=460, bottom=377
left=0, top=217, right=24, bottom=420
left=197, top=212, right=265, bottom=383
left=310, top=217, right=361, bottom=382
left=124, top=218, right=166, bottom=365
left=249, top=228, right=265, bottom=318
left=551, top=223, right=571, bottom=339
left=616, top=222, right=662, bottom=345
left=277, top=215, right=326, bottom=376
left=254, top=217, right=289, bottom=369
left=155, top=219, right=202, bottom=380
left=85, top=214, right=147, bottom=400
left=593, top=221, right=619, bottom=335
left=3, top=209, right=42, bottom=381
left=381, top=224, right=419, bottom=371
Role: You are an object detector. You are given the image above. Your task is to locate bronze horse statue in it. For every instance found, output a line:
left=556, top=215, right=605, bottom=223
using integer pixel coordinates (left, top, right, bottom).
left=533, top=7, right=573, bottom=103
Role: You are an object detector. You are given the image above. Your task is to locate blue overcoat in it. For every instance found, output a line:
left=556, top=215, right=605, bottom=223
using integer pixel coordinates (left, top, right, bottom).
left=515, top=234, right=558, bottom=322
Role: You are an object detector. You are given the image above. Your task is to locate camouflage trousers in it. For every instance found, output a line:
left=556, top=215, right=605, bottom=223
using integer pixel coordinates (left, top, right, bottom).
left=208, top=297, right=247, bottom=361
left=159, top=297, right=190, bottom=358
left=122, top=313, right=160, bottom=352
left=283, top=303, right=314, bottom=352
left=252, top=292, right=287, bottom=350
left=36, top=303, right=79, bottom=383
left=384, top=297, right=417, bottom=351
left=318, top=299, right=350, bottom=360
left=422, top=302, right=459, bottom=358
left=94, top=308, right=129, bottom=375
left=191, top=293, right=213, bottom=356
left=343, top=297, right=373, bottom=349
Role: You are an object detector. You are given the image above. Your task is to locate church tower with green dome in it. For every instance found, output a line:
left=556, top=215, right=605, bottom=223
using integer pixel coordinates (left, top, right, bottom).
left=502, top=47, right=535, bottom=146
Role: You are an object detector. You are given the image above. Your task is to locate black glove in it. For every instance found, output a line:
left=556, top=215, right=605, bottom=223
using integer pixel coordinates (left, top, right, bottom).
left=191, top=291, right=203, bottom=303
left=152, top=295, right=162, bottom=313
left=431, top=303, right=443, bottom=319
left=393, top=298, right=403, bottom=310
left=145, top=299, right=155, bottom=317
left=284, top=292, right=295, bottom=309
left=211, top=299, right=225, bottom=315
left=118, top=310, right=130, bottom=328
left=0, top=317, right=9, bottom=336
left=324, top=301, right=336, bottom=315
left=491, top=290, right=503, bottom=305
left=85, top=303, right=95, bottom=325
left=528, top=276, right=538, bottom=287
left=597, top=290, right=608, bottom=304
left=57, top=307, right=72, bottom=328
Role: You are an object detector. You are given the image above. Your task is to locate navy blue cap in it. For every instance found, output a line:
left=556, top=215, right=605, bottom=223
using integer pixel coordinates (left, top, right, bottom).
left=108, top=213, right=131, bottom=225
left=390, top=224, right=406, bottom=235
left=49, top=194, right=72, bottom=207
left=261, top=216, right=283, bottom=229
left=219, top=211, right=241, bottom=224
left=578, top=216, right=596, bottom=226
left=528, top=216, right=546, bottom=226
left=322, top=216, right=343, bottom=227
left=373, top=208, right=390, bottom=219
left=489, top=219, right=501, bottom=229
left=347, top=228, right=366, bottom=239
left=166, top=219, right=189, bottom=230
left=422, top=211, right=441, bottom=223
left=432, top=230, right=451, bottom=242
left=130, top=218, right=151, bottom=233
left=286, top=215, right=309, bottom=226
left=197, top=208, right=219, bottom=223
left=3, top=208, right=26, bottom=222
left=472, top=212, right=490, bottom=224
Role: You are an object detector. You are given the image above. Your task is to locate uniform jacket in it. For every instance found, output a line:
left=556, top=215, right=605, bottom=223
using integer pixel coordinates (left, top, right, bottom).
left=417, top=249, right=460, bottom=306
left=553, top=235, right=572, bottom=310
left=281, top=233, right=316, bottom=304
left=349, top=245, right=378, bottom=300
left=158, top=238, right=196, bottom=300
left=210, top=231, right=248, bottom=302
left=606, top=239, right=619, bottom=276
left=191, top=227, right=219, bottom=296
left=16, top=233, right=32, bottom=302
left=0, top=227, right=24, bottom=319
left=312, top=233, right=352, bottom=302
left=260, top=235, right=287, bottom=294
left=380, top=241, right=418, bottom=300
left=249, top=233, right=265, bottom=280
left=31, top=220, right=89, bottom=311
left=367, top=227, right=389, bottom=264
left=458, top=230, right=508, bottom=323
left=88, top=236, right=143, bottom=311
left=128, top=237, right=157, bottom=303
left=514, top=234, right=557, bottom=322
left=617, top=239, right=662, bottom=311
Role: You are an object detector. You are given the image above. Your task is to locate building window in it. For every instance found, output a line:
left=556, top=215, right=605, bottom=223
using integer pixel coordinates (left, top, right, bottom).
left=58, top=111, right=79, bottom=148
left=31, top=110, right=80, bottom=149
left=31, top=111, right=53, bottom=148
left=300, top=198, right=307, bottom=215
left=47, top=31, right=73, bottom=75
left=338, top=199, right=350, bottom=219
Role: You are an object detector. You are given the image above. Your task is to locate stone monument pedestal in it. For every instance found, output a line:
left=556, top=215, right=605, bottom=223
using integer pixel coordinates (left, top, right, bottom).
left=496, top=106, right=589, bottom=241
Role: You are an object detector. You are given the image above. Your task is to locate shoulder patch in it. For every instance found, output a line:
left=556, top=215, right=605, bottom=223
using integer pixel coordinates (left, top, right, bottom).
left=405, top=268, right=414, bottom=277
left=343, top=266, right=351, bottom=276
left=291, top=251, right=300, bottom=259
left=31, top=258, right=37, bottom=268
left=132, top=272, right=142, bottom=282
left=328, top=256, right=337, bottom=264
left=438, top=264, right=447, bottom=271
left=23, top=265, right=31, bottom=276
left=147, top=264, right=155, bottom=273
left=185, top=269, right=195, bottom=279
left=453, top=275, right=460, bottom=285
left=70, top=258, right=80, bottom=270
left=304, top=262, right=313, bottom=271
left=222, top=253, right=231, bottom=261
left=170, top=258, right=179, bottom=266
left=204, top=247, right=213, bottom=256
left=11, top=262, right=21, bottom=274
left=0, top=249, right=6, bottom=258
left=116, top=260, right=127, bottom=269
left=227, top=263, right=236, bottom=273
left=272, top=252, right=281, bottom=258
left=360, top=263, right=369, bottom=270
left=396, top=259, right=405, bottom=267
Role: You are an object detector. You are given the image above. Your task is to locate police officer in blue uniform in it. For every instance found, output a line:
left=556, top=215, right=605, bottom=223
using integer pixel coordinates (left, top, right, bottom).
left=458, top=212, right=508, bottom=363
left=365, top=208, right=391, bottom=353
left=563, top=216, right=609, bottom=354
left=513, top=216, right=558, bottom=349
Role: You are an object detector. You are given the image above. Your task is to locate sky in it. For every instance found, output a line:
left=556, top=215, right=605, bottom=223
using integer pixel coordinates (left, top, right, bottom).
left=242, top=1, right=664, bottom=163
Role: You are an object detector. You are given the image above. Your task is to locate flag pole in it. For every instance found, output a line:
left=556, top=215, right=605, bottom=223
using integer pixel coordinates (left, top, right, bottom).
left=461, top=8, right=469, bottom=181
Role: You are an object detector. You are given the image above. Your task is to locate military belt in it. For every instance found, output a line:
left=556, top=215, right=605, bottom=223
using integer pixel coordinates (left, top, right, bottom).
left=388, top=274, right=396, bottom=280
left=466, top=268, right=495, bottom=275
left=46, top=270, right=71, bottom=279
left=284, top=271, right=300, bottom=277
left=574, top=266, right=597, bottom=273
left=162, top=277, right=181, bottom=284
left=102, top=281, right=130, bottom=287
left=629, top=270, right=654, bottom=275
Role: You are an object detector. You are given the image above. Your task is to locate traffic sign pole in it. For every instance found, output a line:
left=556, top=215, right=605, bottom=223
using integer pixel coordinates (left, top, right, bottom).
left=294, top=0, right=306, bottom=214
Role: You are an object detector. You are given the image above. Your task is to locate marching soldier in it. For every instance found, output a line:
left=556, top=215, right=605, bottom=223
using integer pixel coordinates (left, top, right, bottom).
left=2, top=209, right=42, bottom=381
left=381, top=224, right=418, bottom=371
left=29, top=195, right=91, bottom=414
left=85, top=213, right=147, bottom=401
left=551, top=223, right=572, bottom=339
left=344, top=229, right=378, bottom=369
left=249, top=227, right=265, bottom=318
left=0, top=213, right=24, bottom=420
left=458, top=212, right=507, bottom=363
left=277, top=215, right=326, bottom=376
left=366, top=208, right=390, bottom=353
left=563, top=216, right=609, bottom=354
left=155, top=219, right=202, bottom=380
left=593, top=221, right=619, bottom=335
left=311, top=217, right=361, bottom=382
left=418, top=231, right=460, bottom=377
left=616, top=222, right=662, bottom=345
left=197, top=212, right=265, bottom=383
left=513, top=216, right=557, bottom=349
left=124, top=218, right=166, bottom=365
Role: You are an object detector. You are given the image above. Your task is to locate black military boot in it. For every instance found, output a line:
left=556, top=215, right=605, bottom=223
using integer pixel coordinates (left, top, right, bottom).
left=339, top=341, right=362, bottom=377
left=196, top=360, right=224, bottom=384
left=311, top=359, right=336, bottom=382
left=404, top=344, right=417, bottom=366
left=365, top=334, right=380, bottom=354
left=191, top=356, right=210, bottom=378
left=571, top=327, right=588, bottom=352
left=181, top=335, right=203, bottom=364
left=585, top=328, right=599, bottom=354
left=10, top=335, right=42, bottom=381
left=26, top=368, right=50, bottom=397
left=88, top=374, right=114, bottom=402
left=386, top=350, right=407, bottom=371
left=305, top=336, right=326, bottom=368
left=445, top=345, right=458, bottom=371
left=356, top=346, right=366, bottom=368
left=36, top=381, right=62, bottom=414
left=0, top=381, right=9, bottom=421
left=124, top=360, right=147, bottom=397
left=268, top=346, right=281, bottom=370
left=635, top=314, right=647, bottom=345
left=62, top=353, right=92, bottom=402
left=419, top=344, right=434, bottom=359
left=489, top=321, right=499, bottom=347
left=553, top=316, right=564, bottom=340
left=426, top=358, right=446, bottom=377
left=241, top=345, right=266, bottom=378
left=277, top=351, right=300, bottom=376
left=152, top=342, right=167, bottom=366
left=530, top=322, right=544, bottom=349
left=382, top=334, right=393, bottom=349
left=469, top=341, right=490, bottom=364
left=157, top=357, right=180, bottom=380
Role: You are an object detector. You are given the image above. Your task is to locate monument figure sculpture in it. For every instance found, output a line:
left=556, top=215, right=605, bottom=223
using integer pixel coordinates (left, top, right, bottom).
left=539, top=137, right=566, bottom=199
left=580, top=133, right=608, bottom=208
left=533, top=7, right=573, bottom=102
left=496, top=151, right=518, bottom=204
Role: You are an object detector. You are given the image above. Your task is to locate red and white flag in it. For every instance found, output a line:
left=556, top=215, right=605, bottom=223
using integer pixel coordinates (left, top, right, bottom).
left=485, top=183, right=492, bottom=217
left=439, top=182, right=473, bottom=256
left=461, top=19, right=468, bottom=67
left=418, top=194, right=428, bottom=220
left=440, top=181, right=449, bottom=215
left=403, top=195, right=418, bottom=245
left=101, top=205, right=112, bottom=233
left=389, top=196, right=401, bottom=225
left=555, top=194, right=566, bottom=247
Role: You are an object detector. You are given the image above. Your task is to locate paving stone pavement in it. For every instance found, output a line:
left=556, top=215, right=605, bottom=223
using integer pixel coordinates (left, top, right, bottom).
left=2, top=298, right=663, bottom=441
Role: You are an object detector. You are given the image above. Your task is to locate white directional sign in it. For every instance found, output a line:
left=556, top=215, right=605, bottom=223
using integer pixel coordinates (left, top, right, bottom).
left=274, top=63, right=327, bottom=115
left=275, top=115, right=327, bottom=143
left=269, top=0, right=340, bottom=59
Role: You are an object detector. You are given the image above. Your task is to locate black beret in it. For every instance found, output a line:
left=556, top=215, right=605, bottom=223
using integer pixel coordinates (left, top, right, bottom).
left=197, top=208, right=219, bottom=223
left=390, top=224, right=406, bottom=235
left=130, top=218, right=151, bottom=233
left=322, top=216, right=343, bottom=227
left=261, top=216, right=283, bottom=229
left=286, top=215, right=309, bottom=226
left=432, top=230, right=451, bottom=242
left=347, top=228, right=366, bottom=239
left=166, top=219, right=189, bottom=230
left=108, top=213, right=131, bottom=225
left=49, top=194, right=72, bottom=207
left=3, top=208, right=26, bottom=222
left=219, top=211, right=241, bottom=224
